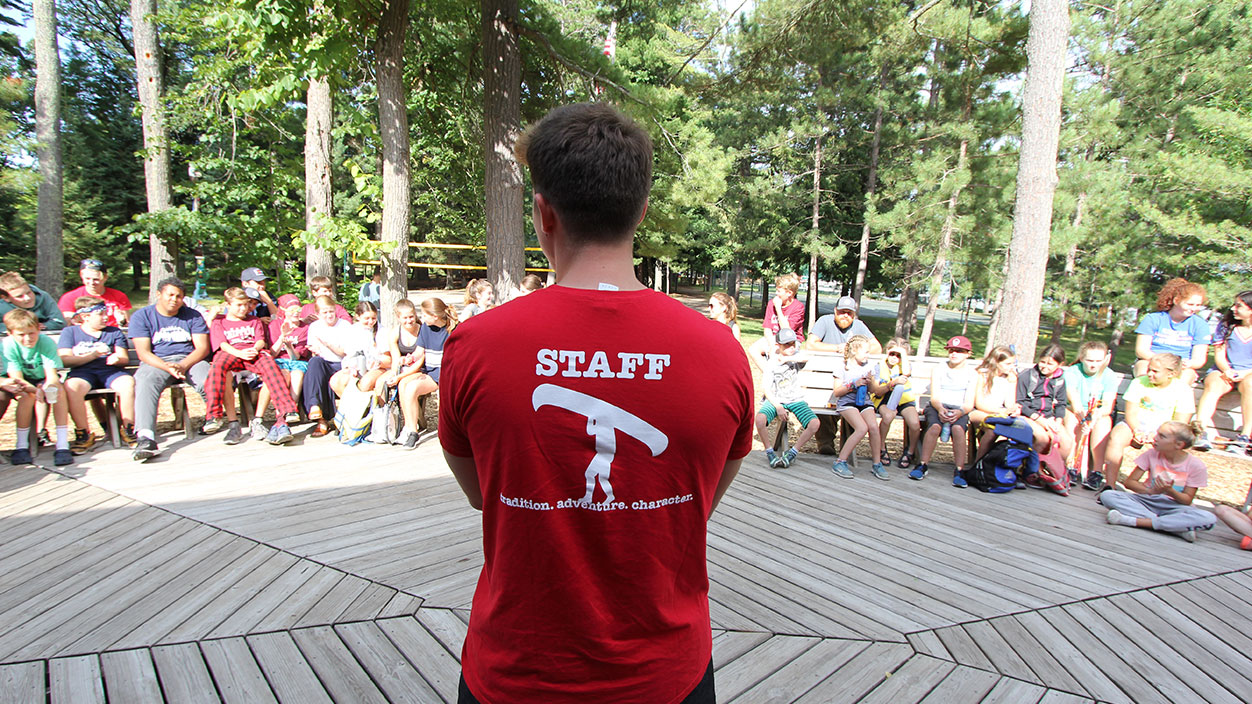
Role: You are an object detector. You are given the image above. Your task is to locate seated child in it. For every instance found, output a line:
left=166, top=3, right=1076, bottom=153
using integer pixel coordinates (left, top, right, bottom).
left=1215, top=503, right=1252, bottom=550
left=748, top=327, right=819, bottom=469
left=303, top=295, right=354, bottom=437
left=462, top=279, right=495, bottom=319
left=1195, top=290, right=1252, bottom=453
left=1099, top=421, right=1216, bottom=542
left=913, top=336, right=976, bottom=486
left=1094, top=352, right=1194, bottom=491
left=969, top=345, right=1021, bottom=460
left=1016, top=344, right=1072, bottom=459
left=0, top=271, right=67, bottom=332
left=203, top=287, right=297, bottom=445
left=298, top=276, right=352, bottom=325
left=3, top=308, right=72, bottom=465
left=830, top=335, right=887, bottom=480
left=59, top=296, right=136, bottom=451
left=256, top=293, right=310, bottom=426
left=1063, top=341, right=1120, bottom=486
left=378, top=298, right=457, bottom=449
left=869, top=337, right=920, bottom=468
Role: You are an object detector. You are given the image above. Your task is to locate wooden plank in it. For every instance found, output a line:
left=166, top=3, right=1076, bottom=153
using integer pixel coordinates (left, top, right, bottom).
left=246, top=631, right=333, bottom=704
left=1012, top=611, right=1121, bottom=703
left=207, top=560, right=324, bottom=638
left=150, top=643, right=218, bottom=704
left=341, top=583, right=396, bottom=622
left=377, top=590, right=423, bottom=618
left=979, top=676, right=1046, bottom=704
left=987, top=615, right=1084, bottom=694
left=159, top=551, right=299, bottom=643
left=376, top=616, right=463, bottom=704
left=0, top=660, right=45, bottom=704
left=962, top=620, right=1041, bottom=684
left=49, top=654, right=104, bottom=704
left=792, top=642, right=914, bottom=704
left=289, top=626, right=388, bottom=704
left=100, top=649, right=163, bottom=704
left=855, top=654, right=956, bottom=704
left=714, top=634, right=821, bottom=701
left=907, top=631, right=951, bottom=660
left=729, top=638, right=867, bottom=703
left=934, top=625, right=995, bottom=671
left=335, top=621, right=441, bottom=703
left=295, top=574, right=372, bottom=627
left=917, top=665, right=1002, bottom=704
left=1036, top=605, right=1166, bottom=704
left=199, top=637, right=278, bottom=704
left=414, top=608, right=468, bottom=660
left=1148, top=584, right=1252, bottom=654
left=712, top=630, right=772, bottom=670
left=1036, top=691, right=1096, bottom=704
left=249, top=567, right=347, bottom=633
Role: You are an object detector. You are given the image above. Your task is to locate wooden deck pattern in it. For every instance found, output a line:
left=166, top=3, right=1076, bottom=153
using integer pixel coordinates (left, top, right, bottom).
left=2, top=425, right=1251, bottom=702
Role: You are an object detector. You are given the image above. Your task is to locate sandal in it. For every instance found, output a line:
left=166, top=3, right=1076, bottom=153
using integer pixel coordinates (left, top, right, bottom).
left=897, top=452, right=913, bottom=469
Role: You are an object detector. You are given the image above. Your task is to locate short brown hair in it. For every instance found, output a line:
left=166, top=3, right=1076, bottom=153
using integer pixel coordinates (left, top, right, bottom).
left=74, top=295, right=105, bottom=311
left=3, top=308, right=38, bottom=331
left=516, top=102, right=653, bottom=243
left=223, top=287, right=252, bottom=303
left=0, top=271, right=28, bottom=293
left=775, top=273, right=801, bottom=295
left=309, top=275, right=333, bottom=292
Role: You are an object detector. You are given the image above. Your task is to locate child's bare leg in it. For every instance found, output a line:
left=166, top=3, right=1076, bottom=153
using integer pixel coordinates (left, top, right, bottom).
left=255, top=385, right=271, bottom=419
left=919, top=423, right=941, bottom=464
left=951, top=425, right=967, bottom=469
left=112, top=375, right=136, bottom=426
left=288, top=370, right=303, bottom=410
left=1179, top=367, right=1198, bottom=386
left=861, top=407, right=882, bottom=460
left=837, top=408, right=867, bottom=462
left=223, top=380, right=238, bottom=422
left=64, top=377, right=92, bottom=430
left=976, top=426, right=996, bottom=458
left=1196, top=371, right=1230, bottom=434
left=902, top=406, right=921, bottom=455
left=358, top=368, right=385, bottom=393
left=1088, top=415, right=1112, bottom=472
left=877, top=406, right=896, bottom=449
left=754, top=410, right=774, bottom=448
left=1239, top=376, right=1252, bottom=437
left=1102, top=422, right=1134, bottom=486
left=1215, top=505, right=1252, bottom=540
left=794, top=417, right=820, bottom=450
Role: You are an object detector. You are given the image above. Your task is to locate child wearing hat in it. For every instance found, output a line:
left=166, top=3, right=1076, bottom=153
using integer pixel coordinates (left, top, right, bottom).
left=911, top=336, right=977, bottom=486
left=748, top=326, right=819, bottom=469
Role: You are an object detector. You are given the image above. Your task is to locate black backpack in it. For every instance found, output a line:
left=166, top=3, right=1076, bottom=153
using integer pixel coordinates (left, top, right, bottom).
left=965, top=438, right=1031, bottom=493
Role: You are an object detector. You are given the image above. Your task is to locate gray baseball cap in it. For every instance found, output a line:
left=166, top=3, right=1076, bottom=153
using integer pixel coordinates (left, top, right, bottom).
left=835, top=296, right=858, bottom=312
left=776, top=327, right=798, bottom=345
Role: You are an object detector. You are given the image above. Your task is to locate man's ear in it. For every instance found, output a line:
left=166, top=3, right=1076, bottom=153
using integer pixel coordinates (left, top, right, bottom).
left=534, top=192, right=559, bottom=237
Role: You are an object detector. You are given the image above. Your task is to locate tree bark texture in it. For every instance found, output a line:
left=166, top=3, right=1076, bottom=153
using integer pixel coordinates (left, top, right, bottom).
left=894, top=259, right=919, bottom=342
left=131, top=0, right=176, bottom=299
left=916, top=137, right=968, bottom=357
left=1051, top=193, right=1084, bottom=343
left=376, top=0, right=411, bottom=329
left=853, top=72, right=886, bottom=305
left=482, top=0, right=524, bottom=298
left=304, top=75, right=336, bottom=287
left=993, top=0, right=1069, bottom=362
left=807, top=134, right=823, bottom=330
left=34, top=0, right=64, bottom=297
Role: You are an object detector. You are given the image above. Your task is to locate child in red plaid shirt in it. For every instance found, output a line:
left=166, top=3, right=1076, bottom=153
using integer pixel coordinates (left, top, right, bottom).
left=203, top=287, right=297, bottom=445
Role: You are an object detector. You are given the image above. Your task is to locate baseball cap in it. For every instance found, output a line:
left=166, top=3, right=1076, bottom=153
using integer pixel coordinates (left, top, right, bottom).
left=835, top=296, right=858, bottom=312
left=240, top=267, right=268, bottom=282
left=277, top=294, right=300, bottom=308
left=80, top=258, right=105, bottom=272
left=945, top=335, right=973, bottom=352
left=242, top=287, right=262, bottom=301
left=776, top=327, right=798, bottom=345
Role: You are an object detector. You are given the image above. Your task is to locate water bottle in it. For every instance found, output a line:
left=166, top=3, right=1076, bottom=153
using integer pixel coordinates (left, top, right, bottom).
left=886, top=384, right=905, bottom=411
left=940, top=421, right=951, bottom=442
left=855, top=384, right=868, bottom=406
left=43, top=382, right=58, bottom=405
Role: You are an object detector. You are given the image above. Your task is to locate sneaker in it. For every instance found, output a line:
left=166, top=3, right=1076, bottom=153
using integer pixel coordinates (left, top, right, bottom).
left=249, top=417, right=267, bottom=441
left=132, top=436, right=159, bottom=461
left=952, top=469, right=968, bottom=488
left=53, top=449, right=73, bottom=467
left=871, top=462, right=889, bottom=481
left=37, top=429, right=50, bottom=447
left=201, top=416, right=226, bottom=435
left=831, top=459, right=853, bottom=479
left=120, top=423, right=137, bottom=448
left=765, top=449, right=780, bottom=467
left=285, top=411, right=302, bottom=425
left=1193, top=435, right=1213, bottom=452
left=1067, top=468, right=1081, bottom=487
left=70, top=429, right=100, bottom=455
left=1107, top=509, right=1124, bottom=525
left=266, top=424, right=293, bottom=445
left=10, top=447, right=32, bottom=465
left=223, top=422, right=245, bottom=445
left=1178, top=529, right=1197, bottom=543
left=783, top=447, right=798, bottom=468
left=909, top=463, right=928, bottom=481
left=402, top=430, right=421, bottom=450
left=1083, top=470, right=1105, bottom=491
left=1240, top=535, right=1251, bottom=551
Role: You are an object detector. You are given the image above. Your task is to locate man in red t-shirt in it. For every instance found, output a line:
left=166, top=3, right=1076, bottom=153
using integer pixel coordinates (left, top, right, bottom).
left=440, top=103, right=753, bottom=704
left=58, top=259, right=132, bottom=327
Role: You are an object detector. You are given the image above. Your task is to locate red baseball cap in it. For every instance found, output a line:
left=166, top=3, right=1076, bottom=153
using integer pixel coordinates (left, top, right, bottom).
left=945, top=335, right=972, bottom=352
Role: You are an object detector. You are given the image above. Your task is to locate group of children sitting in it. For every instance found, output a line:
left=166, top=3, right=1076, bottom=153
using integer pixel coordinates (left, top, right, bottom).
left=748, top=279, right=1252, bottom=547
left=0, top=269, right=459, bottom=464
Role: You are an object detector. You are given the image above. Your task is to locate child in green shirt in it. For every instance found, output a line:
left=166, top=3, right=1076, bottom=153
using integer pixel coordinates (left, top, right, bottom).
left=3, top=308, right=71, bottom=466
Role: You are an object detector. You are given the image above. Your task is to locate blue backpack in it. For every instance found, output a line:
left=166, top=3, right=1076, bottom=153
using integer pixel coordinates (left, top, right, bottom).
left=967, top=438, right=1033, bottom=493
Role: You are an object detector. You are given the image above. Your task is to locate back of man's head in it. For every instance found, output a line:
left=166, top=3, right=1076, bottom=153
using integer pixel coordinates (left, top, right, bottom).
left=516, top=102, right=653, bottom=244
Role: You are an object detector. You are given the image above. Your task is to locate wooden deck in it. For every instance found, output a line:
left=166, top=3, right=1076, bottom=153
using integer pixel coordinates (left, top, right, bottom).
left=2, top=425, right=1251, bottom=703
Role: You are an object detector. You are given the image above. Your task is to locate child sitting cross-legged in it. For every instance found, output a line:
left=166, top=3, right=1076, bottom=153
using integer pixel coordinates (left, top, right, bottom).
left=1098, top=420, right=1216, bottom=543
left=748, top=327, right=819, bottom=469
left=830, top=335, right=887, bottom=480
left=203, top=287, right=298, bottom=445
left=3, top=308, right=72, bottom=465
left=58, top=296, right=137, bottom=451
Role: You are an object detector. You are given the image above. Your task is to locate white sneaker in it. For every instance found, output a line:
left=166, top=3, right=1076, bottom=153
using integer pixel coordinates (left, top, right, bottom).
left=1107, top=509, right=1124, bottom=525
left=1178, top=529, right=1197, bottom=543
left=249, top=418, right=267, bottom=440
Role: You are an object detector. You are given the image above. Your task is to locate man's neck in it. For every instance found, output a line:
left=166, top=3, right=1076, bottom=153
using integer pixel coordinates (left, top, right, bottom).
left=550, top=241, right=645, bottom=291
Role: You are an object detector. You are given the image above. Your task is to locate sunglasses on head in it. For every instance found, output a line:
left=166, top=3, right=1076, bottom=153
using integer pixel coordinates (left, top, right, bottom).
left=80, top=258, right=104, bottom=271
left=887, top=352, right=901, bottom=358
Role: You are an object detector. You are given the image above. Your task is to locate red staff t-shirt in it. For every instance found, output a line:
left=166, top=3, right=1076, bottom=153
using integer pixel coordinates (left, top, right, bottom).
left=439, top=286, right=753, bottom=704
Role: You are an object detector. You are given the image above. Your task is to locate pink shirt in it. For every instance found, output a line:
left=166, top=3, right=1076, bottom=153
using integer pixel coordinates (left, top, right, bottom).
left=1133, top=448, right=1208, bottom=491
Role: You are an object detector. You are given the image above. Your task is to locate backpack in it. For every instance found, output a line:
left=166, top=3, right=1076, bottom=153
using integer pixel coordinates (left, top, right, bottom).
left=334, top=384, right=375, bottom=446
left=966, top=438, right=1032, bottom=493
left=366, top=385, right=404, bottom=445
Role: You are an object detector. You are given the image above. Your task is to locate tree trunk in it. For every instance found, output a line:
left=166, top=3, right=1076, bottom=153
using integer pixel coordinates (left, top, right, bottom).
left=34, top=0, right=64, bottom=297
left=992, top=0, right=1070, bottom=362
left=916, top=137, right=968, bottom=357
left=728, top=263, right=741, bottom=301
left=131, top=0, right=175, bottom=299
left=807, top=133, right=823, bottom=329
left=482, top=0, right=524, bottom=298
left=984, top=286, right=1005, bottom=356
left=894, top=259, right=919, bottom=342
left=853, top=71, right=886, bottom=305
left=304, top=75, right=336, bottom=288
left=376, top=0, right=411, bottom=329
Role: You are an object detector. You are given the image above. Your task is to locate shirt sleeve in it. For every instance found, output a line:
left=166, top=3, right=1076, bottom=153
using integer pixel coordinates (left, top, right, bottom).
left=209, top=319, right=226, bottom=350
left=38, top=336, right=64, bottom=369
left=1175, top=383, right=1196, bottom=415
left=189, top=311, right=210, bottom=336
left=1123, top=378, right=1146, bottom=405
left=762, top=305, right=778, bottom=334
left=2, top=339, right=18, bottom=371
left=437, top=331, right=473, bottom=458
left=37, top=292, right=67, bottom=331
left=1133, top=450, right=1152, bottom=474
left=784, top=302, right=805, bottom=338
left=128, top=308, right=151, bottom=340
left=1133, top=312, right=1160, bottom=336
left=57, top=328, right=78, bottom=350
left=1184, top=457, right=1208, bottom=488
left=1188, top=316, right=1212, bottom=346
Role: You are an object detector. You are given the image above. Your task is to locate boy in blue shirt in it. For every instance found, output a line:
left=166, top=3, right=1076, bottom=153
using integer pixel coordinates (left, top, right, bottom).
left=59, top=296, right=136, bottom=451
left=3, top=308, right=72, bottom=465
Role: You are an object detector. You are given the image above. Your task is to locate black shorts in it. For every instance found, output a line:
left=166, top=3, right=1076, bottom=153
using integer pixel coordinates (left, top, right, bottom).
left=924, top=404, right=970, bottom=430
left=875, top=400, right=916, bottom=413
left=458, top=659, right=715, bottom=703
